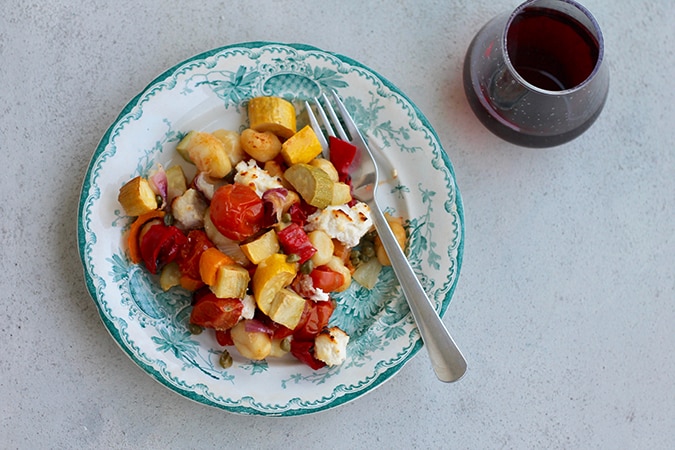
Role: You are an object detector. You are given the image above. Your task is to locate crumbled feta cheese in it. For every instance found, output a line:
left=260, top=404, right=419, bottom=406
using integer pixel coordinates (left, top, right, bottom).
left=314, top=327, right=350, bottom=366
left=305, top=202, right=373, bottom=248
left=240, top=294, right=256, bottom=320
left=234, top=160, right=284, bottom=197
left=171, top=188, right=208, bottom=230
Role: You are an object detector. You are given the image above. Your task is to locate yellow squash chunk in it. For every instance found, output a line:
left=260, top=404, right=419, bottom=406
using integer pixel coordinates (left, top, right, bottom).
left=284, top=163, right=334, bottom=209
left=280, top=125, right=323, bottom=166
left=159, top=262, right=181, bottom=291
left=175, top=131, right=196, bottom=162
left=267, top=288, right=306, bottom=329
left=331, top=181, right=352, bottom=205
left=248, top=96, right=297, bottom=139
left=309, top=158, right=339, bottom=182
left=239, top=229, right=280, bottom=265
left=252, top=253, right=297, bottom=315
left=165, top=165, right=187, bottom=204
left=118, top=176, right=158, bottom=216
left=211, top=263, right=250, bottom=299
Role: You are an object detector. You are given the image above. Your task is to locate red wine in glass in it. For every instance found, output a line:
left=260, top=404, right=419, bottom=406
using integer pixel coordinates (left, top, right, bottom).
left=463, top=0, right=609, bottom=148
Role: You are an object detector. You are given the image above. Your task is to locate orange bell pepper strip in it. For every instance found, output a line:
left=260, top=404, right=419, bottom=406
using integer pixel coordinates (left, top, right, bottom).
left=199, top=247, right=235, bottom=286
left=126, top=210, right=165, bottom=264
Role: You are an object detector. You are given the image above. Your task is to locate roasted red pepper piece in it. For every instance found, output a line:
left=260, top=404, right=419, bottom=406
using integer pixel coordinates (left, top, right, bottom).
left=139, top=223, right=187, bottom=274
left=176, top=230, right=214, bottom=280
left=276, top=222, right=316, bottom=264
left=290, top=339, right=326, bottom=370
left=190, top=292, right=243, bottom=331
left=329, top=136, right=357, bottom=183
left=292, top=300, right=335, bottom=341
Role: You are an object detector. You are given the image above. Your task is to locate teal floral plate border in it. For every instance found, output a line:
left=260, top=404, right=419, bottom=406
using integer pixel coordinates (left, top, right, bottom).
left=77, top=42, right=464, bottom=416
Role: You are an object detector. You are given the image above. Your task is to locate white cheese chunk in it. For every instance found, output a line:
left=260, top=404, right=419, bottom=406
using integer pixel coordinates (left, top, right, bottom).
left=240, top=294, right=256, bottom=320
left=305, top=201, right=373, bottom=248
left=314, top=327, right=350, bottom=366
left=234, top=160, right=284, bottom=197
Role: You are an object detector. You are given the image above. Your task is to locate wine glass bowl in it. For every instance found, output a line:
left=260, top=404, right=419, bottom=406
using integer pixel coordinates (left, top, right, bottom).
left=463, top=0, right=609, bottom=148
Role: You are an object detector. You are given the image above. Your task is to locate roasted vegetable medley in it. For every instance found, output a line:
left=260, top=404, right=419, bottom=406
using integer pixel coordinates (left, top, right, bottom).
left=117, top=96, right=406, bottom=369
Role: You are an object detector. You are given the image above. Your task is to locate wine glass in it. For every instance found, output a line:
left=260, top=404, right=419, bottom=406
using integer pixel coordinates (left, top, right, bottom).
left=463, top=0, right=609, bottom=148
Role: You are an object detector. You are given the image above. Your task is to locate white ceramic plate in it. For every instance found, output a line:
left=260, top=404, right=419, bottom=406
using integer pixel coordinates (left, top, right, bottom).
left=78, top=42, right=464, bottom=416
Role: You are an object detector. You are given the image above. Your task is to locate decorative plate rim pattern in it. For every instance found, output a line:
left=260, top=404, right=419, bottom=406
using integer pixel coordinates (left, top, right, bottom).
left=77, top=41, right=464, bottom=416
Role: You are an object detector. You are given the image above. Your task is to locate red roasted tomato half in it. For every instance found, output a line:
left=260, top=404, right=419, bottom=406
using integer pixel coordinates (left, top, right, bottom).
left=209, top=183, right=264, bottom=241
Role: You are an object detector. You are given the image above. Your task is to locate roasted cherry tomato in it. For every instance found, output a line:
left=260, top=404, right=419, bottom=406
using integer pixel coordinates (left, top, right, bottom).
left=290, top=339, right=326, bottom=370
left=190, top=293, right=243, bottom=331
left=176, top=230, right=213, bottom=280
left=309, top=266, right=345, bottom=293
left=139, top=223, right=187, bottom=274
left=293, top=300, right=336, bottom=341
left=210, top=184, right=264, bottom=241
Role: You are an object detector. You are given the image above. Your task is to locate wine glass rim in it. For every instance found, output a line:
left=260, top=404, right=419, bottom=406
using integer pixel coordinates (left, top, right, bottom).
left=503, top=0, right=606, bottom=95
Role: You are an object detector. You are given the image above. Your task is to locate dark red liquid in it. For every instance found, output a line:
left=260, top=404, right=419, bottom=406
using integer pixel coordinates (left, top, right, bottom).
left=507, top=7, right=599, bottom=91
left=463, top=7, right=605, bottom=147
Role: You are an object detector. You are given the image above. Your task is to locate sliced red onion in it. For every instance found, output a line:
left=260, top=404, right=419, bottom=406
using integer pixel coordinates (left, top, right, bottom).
left=148, top=166, right=168, bottom=204
left=244, top=319, right=273, bottom=335
left=261, top=188, right=289, bottom=225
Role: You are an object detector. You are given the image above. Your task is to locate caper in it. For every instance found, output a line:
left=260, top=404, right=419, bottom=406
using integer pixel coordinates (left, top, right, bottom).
left=280, top=336, right=292, bottom=353
left=188, top=323, right=203, bottom=335
left=286, top=253, right=301, bottom=263
left=361, top=242, right=375, bottom=259
left=163, top=213, right=175, bottom=226
left=350, top=249, right=362, bottom=266
left=281, top=212, right=292, bottom=223
left=156, top=195, right=164, bottom=208
left=219, top=350, right=233, bottom=369
left=300, top=259, right=314, bottom=274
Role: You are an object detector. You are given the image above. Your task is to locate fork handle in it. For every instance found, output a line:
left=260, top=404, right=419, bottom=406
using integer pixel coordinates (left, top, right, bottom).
left=370, top=203, right=467, bottom=382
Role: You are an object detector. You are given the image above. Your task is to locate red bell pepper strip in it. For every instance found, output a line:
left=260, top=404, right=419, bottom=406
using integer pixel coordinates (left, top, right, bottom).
left=290, top=339, right=326, bottom=370
left=287, top=202, right=307, bottom=226
left=329, top=136, right=357, bottom=183
left=276, top=223, right=316, bottom=264
left=139, top=223, right=187, bottom=274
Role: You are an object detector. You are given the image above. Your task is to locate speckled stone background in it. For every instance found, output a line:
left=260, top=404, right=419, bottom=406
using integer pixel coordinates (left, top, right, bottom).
left=1, top=0, right=673, bottom=448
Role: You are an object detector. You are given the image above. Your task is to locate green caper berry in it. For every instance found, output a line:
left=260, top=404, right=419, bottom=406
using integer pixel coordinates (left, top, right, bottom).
left=364, top=230, right=377, bottom=242
left=362, top=243, right=375, bottom=259
left=281, top=212, right=292, bottom=223
left=286, top=253, right=301, bottom=263
left=300, top=259, right=314, bottom=274
left=163, top=213, right=175, bottom=226
left=219, top=350, right=233, bottom=369
left=280, top=336, right=292, bottom=353
left=350, top=250, right=362, bottom=266
left=188, top=323, right=203, bottom=335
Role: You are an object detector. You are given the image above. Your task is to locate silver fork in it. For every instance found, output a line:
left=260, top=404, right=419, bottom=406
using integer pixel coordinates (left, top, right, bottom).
left=306, top=91, right=467, bottom=383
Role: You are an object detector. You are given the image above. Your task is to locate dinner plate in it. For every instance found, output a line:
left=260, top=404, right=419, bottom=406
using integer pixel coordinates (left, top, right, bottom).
left=77, top=41, right=464, bottom=416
